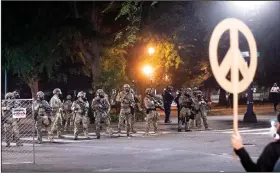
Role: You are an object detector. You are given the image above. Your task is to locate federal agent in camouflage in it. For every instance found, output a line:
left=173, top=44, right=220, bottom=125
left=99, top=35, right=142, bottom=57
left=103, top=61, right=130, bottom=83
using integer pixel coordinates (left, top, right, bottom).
left=178, top=88, right=193, bottom=132
left=2, top=92, right=22, bottom=147
left=189, top=88, right=200, bottom=129
left=50, top=88, right=64, bottom=139
left=195, top=92, right=211, bottom=130
left=72, top=91, right=90, bottom=140
left=130, top=88, right=142, bottom=133
left=143, top=88, right=162, bottom=135
left=63, top=95, right=73, bottom=132
left=91, top=89, right=113, bottom=139
left=33, top=91, right=52, bottom=143
left=116, top=84, right=135, bottom=137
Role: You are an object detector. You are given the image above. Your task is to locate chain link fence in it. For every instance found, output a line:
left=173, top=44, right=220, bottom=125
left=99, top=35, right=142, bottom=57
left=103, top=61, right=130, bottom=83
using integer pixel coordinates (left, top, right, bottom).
left=1, top=99, right=35, bottom=164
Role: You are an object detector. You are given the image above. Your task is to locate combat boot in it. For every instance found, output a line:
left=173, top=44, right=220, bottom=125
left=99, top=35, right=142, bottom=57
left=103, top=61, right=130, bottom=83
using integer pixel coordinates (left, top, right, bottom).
left=178, top=129, right=182, bottom=132
left=97, top=136, right=100, bottom=139
left=205, top=126, right=212, bottom=130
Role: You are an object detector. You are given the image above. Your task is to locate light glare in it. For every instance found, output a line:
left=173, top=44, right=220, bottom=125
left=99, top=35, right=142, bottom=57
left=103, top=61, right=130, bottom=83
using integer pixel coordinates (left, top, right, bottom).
left=148, top=47, right=155, bottom=55
left=142, top=65, right=154, bottom=76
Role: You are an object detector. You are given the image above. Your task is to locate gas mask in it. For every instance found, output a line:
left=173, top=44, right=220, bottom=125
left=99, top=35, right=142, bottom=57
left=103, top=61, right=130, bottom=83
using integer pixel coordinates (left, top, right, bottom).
left=124, top=88, right=130, bottom=92
left=99, top=94, right=105, bottom=98
left=82, top=96, right=87, bottom=101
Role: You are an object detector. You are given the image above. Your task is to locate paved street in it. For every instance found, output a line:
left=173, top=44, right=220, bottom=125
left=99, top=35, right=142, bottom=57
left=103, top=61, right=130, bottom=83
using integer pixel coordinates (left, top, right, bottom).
left=2, top=115, right=277, bottom=172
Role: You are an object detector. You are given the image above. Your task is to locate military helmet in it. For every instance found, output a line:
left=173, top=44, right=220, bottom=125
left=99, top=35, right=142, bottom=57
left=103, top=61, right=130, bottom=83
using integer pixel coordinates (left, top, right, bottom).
left=13, top=90, right=20, bottom=98
left=96, top=89, right=104, bottom=94
left=53, top=88, right=62, bottom=95
left=184, top=88, right=192, bottom=94
left=192, top=87, right=198, bottom=91
left=77, top=91, right=84, bottom=98
left=5, top=92, right=14, bottom=99
left=123, top=84, right=130, bottom=88
left=37, top=91, right=45, bottom=99
left=145, top=88, right=153, bottom=95
left=66, top=95, right=72, bottom=100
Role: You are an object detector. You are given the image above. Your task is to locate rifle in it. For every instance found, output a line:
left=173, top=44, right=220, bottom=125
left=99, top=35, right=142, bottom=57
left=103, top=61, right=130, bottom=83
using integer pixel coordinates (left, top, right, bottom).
left=150, top=96, right=165, bottom=111
left=96, top=97, right=109, bottom=117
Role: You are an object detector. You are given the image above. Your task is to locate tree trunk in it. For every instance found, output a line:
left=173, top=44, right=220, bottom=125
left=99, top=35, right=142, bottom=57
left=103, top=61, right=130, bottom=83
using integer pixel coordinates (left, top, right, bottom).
left=218, top=87, right=227, bottom=106
left=29, top=79, right=39, bottom=99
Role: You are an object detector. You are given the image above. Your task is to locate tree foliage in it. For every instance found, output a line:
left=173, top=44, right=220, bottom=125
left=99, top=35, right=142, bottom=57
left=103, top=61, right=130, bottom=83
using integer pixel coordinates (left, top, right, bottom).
left=2, top=2, right=67, bottom=97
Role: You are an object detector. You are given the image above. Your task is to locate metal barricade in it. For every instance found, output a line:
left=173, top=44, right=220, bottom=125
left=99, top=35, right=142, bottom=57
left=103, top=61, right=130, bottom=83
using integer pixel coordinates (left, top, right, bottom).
left=1, top=99, right=35, bottom=164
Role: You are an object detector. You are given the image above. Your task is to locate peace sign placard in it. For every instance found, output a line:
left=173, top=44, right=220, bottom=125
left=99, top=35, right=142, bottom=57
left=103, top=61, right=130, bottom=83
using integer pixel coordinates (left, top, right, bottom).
left=209, top=18, right=258, bottom=135
left=209, top=18, right=258, bottom=94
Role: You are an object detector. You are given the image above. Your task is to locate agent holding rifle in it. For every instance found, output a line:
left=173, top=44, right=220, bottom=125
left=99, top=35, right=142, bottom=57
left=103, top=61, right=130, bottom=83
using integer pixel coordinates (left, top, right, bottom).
left=144, top=88, right=164, bottom=136
left=116, top=84, right=135, bottom=137
left=91, top=89, right=113, bottom=139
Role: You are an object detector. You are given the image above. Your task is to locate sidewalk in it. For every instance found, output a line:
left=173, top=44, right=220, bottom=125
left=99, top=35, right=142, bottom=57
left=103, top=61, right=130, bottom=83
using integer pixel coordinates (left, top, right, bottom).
left=167, top=103, right=275, bottom=116
left=91, top=114, right=275, bottom=133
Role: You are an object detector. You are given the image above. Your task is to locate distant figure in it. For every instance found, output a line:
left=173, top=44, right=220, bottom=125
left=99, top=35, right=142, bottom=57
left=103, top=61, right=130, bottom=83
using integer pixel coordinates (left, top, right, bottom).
left=162, top=86, right=174, bottom=124
left=227, top=93, right=233, bottom=109
left=270, top=83, right=280, bottom=112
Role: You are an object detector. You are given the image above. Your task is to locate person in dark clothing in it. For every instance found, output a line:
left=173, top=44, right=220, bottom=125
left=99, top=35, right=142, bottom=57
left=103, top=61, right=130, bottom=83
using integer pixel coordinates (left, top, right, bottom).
left=174, top=88, right=183, bottom=129
left=232, top=112, right=280, bottom=172
left=162, top=86, right=174, bottom=124
left=270, top=83, right=280, bottom=112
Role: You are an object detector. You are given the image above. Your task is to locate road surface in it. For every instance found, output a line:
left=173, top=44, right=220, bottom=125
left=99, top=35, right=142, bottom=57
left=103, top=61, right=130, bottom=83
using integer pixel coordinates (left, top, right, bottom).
left=2, top=115, right=276, bottom=172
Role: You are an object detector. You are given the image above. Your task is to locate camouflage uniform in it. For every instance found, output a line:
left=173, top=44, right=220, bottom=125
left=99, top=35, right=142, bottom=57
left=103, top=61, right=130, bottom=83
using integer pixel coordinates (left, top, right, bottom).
left=130, top=88, right=142, bottom=133
left=116, top=84, right=135, bottom=137
left=178, top=88, right=193, bottom=132
left=50, top=88, right=63, bottom=139
left=91, top=89, right=113, bottom=139
left=63, top=95, right=73, bottom=131
left=2, top=92, right=22, bottom=147
left=190, top=88, right=200, bottom=129
left=196, top=92, right=211, bottom=130
left=144, top=88, right=162, bottom=135
left=33, top=91, right=52, bottom=143
left=72, top=91, right=90, bottom=140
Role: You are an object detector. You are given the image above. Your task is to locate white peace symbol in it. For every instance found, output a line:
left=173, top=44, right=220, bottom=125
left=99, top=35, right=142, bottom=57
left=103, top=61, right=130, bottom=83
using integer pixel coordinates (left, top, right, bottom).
left=209, top=18, right=258, bottom=94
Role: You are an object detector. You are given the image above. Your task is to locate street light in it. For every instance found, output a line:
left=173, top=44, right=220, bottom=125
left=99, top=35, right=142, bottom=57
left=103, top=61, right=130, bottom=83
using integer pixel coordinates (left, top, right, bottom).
left=142, top=65, right=154, bottom=86
left=148, top=47, right=155, bottom=56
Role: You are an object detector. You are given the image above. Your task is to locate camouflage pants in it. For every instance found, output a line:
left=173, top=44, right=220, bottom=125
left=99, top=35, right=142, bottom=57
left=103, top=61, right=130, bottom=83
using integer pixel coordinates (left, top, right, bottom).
left=178, top=107, right=191, bottom=131
left=196, top=109, right=209, bottom=129
left=95, top=112, right=112, bottom=137
left=50, top=111, right=63, bottom=138
left=118, top=108, right=132, bottom=135
left=74, top=114, right=89, bottom=138
left=35, top=115, right=52, bottom=142
left=63, top=112, right=73, bottom=131
left=131, top=111, right=136, bottom=132
left=145, top=110, right=159, bottom=134
left=4, top=119, right=21, bottom=146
